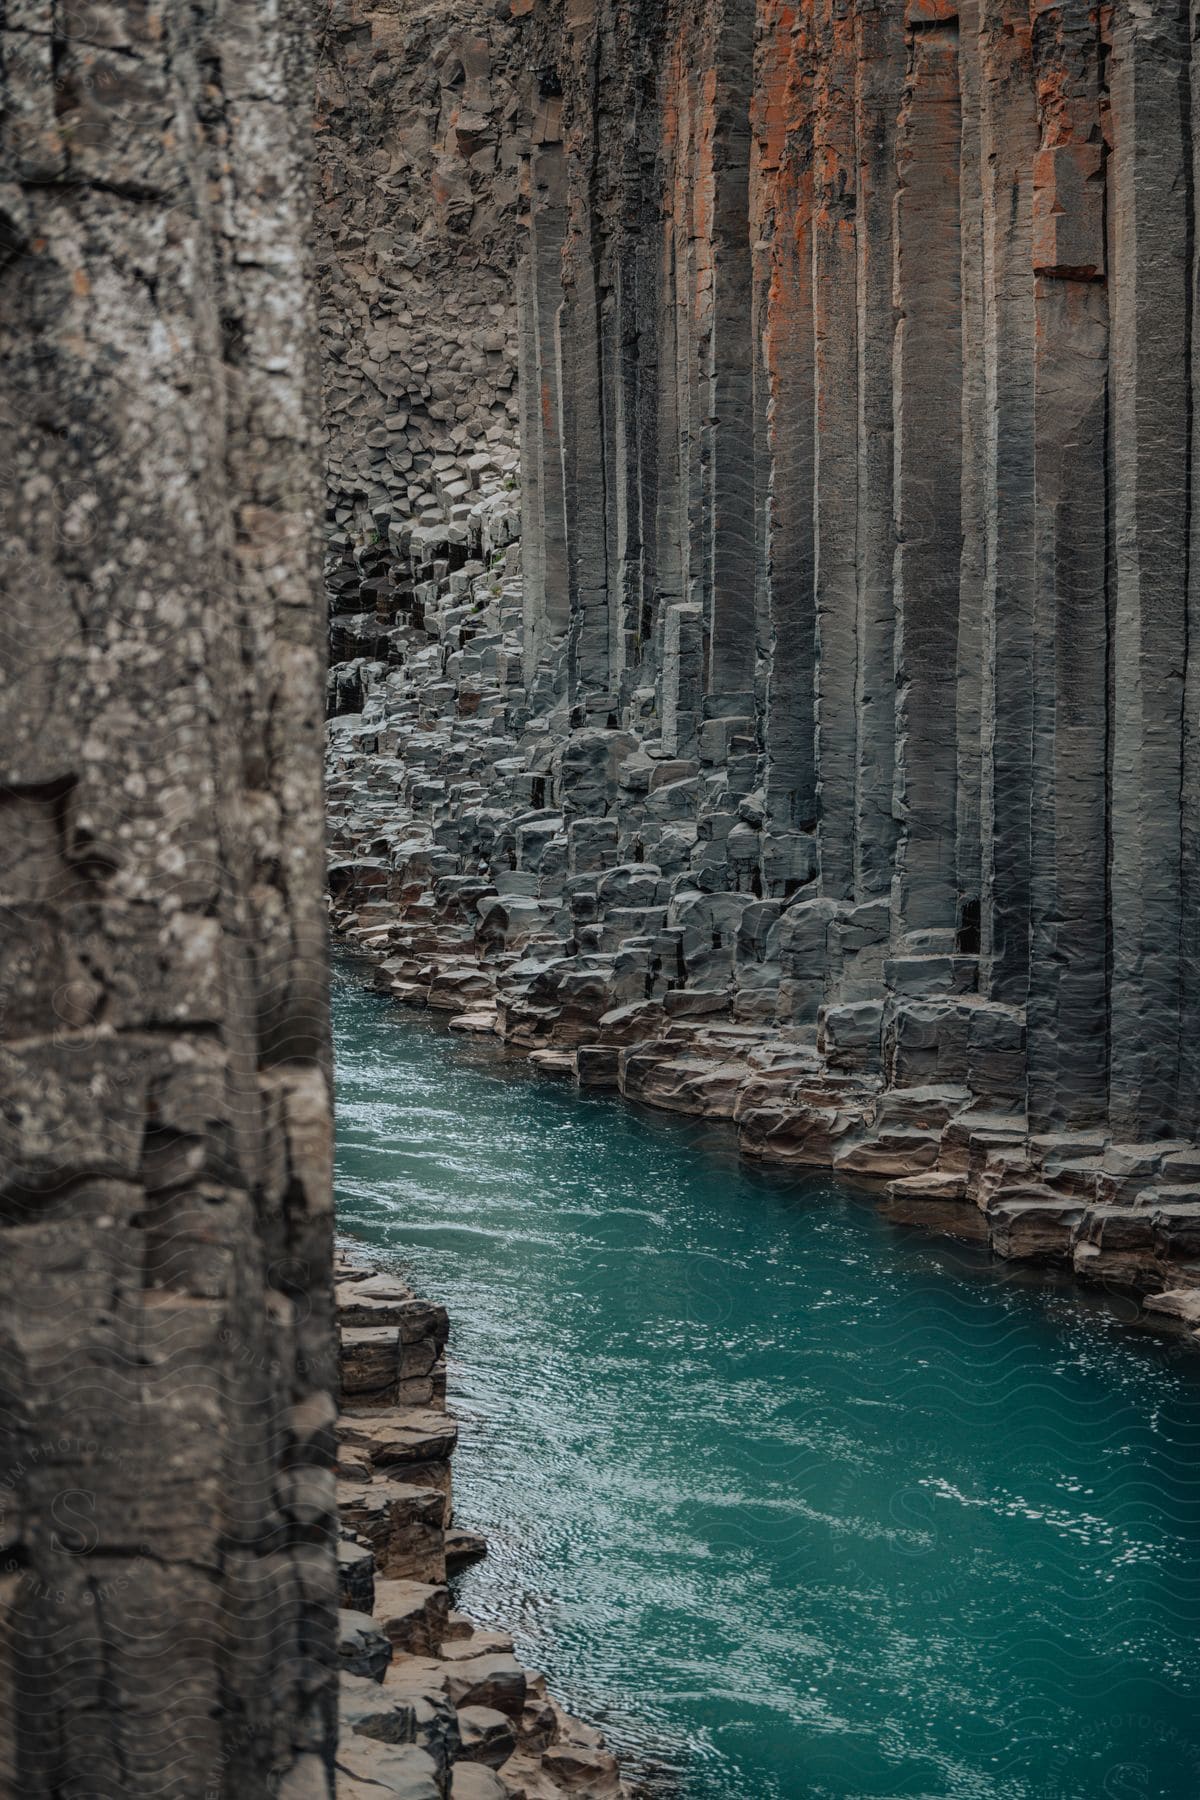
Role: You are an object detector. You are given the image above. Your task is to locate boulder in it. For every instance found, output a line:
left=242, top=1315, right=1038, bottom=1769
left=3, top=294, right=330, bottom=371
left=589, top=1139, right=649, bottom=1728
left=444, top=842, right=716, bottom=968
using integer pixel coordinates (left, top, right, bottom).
left=373, top=1578, right=452, bottom=1656
left=339, top=1610, right=394, bottom=1683
left=334, top=1737, right=444, bottom=1800
left=455, top=1704, right=517, bottom=1768
left=339, top=1534, right=377, bottom=1614
left=443, top=1654, right=527, bottom=1719
left=338, top=1479, right=447, bottom=1582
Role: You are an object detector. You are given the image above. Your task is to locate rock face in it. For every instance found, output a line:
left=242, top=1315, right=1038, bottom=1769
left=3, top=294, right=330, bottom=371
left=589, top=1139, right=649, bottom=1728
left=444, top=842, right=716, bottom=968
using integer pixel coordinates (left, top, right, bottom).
left=513, top=0, right=1189, bottom=1140
left=316, top=0, right=524, bottom=695
left=326, top=0, right=1200, bottom=1307
left=0, top=4, right=334, bottom=1796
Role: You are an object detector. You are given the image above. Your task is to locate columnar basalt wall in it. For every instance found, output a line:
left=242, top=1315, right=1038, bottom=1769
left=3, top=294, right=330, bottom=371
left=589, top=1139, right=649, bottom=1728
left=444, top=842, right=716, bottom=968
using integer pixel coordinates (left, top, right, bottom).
left=325, top=0, right=1200, bottom=1312
left=0, top=5, right=334, bottom=1795
left=513, top=0, right=1200, bottom=1141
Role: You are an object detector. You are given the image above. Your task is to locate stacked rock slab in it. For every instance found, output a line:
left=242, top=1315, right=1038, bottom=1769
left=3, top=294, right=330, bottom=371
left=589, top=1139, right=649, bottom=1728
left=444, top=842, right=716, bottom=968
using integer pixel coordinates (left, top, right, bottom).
left=325, top=0, right=1200, bottom=1321
left=0, top=3, right=335, bottom=1796
left=333, top=1253, right=627, bottom=1799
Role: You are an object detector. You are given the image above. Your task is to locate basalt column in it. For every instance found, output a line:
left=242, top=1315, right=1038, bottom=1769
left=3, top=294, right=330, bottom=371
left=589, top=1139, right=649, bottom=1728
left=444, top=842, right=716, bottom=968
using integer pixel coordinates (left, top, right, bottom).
left=661, top=23, right=711, bottom=752
left=1026, top=0, right=1110, bottom=1131
left=558, top=3, right=615, bottom=716
left=1185, top=4, right=1200, bottom=1136
left=977, top=0, right=1037, bottom=1012
left=509, top=0, right=1200, bottom=1160
left=853, top=0, right=903, bottom=903
left=704, top=0, right=759, bottom=713
left=1107, top=0, right=1192, bottom=1141
left=520, top=103, right=570, bottom=696
left=0, top=3, right=334, bottom=1798
left=891, top=7, right=964, bottom=945
left=317, top=1, right=523, bottom=704
left=813, top=0, right=862, bottom=903
left=756, top=3, right=818, bottom=853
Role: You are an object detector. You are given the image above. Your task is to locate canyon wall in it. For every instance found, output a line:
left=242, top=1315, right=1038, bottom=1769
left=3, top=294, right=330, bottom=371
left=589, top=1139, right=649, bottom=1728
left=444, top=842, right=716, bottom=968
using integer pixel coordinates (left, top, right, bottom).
left=0, top=4, right=334, bottom=1794
left=328, top=0, right=1200, bottom=1296
left=517, top=0, right=1200, bottom=1140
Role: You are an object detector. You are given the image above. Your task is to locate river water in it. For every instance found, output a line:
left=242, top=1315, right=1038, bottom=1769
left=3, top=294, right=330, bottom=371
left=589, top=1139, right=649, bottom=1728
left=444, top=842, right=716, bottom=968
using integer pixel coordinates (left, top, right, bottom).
left=333, top=958, right=1200, bottom=1800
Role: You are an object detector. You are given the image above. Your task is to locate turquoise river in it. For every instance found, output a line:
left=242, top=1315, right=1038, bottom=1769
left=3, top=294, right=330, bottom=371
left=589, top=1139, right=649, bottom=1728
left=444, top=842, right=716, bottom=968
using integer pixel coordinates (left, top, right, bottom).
left=333, top=958, right=1200, bottom=1800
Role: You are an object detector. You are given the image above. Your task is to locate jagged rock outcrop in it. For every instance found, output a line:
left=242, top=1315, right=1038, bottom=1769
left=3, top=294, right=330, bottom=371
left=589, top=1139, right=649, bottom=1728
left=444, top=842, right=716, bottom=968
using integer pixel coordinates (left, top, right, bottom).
left=326, top=0, right=1200, bottom=1309
left=332, top=1252, right=628, bottom=1799
left=0, top=4, right=333, bottom=1795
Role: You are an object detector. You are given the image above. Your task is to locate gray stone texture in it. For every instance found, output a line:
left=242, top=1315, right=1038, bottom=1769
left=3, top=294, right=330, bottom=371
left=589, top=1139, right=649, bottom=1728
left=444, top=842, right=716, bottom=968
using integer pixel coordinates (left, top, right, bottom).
left=1, top=1, right=334, bottom=1795
left=317, top=0, right=523, bottom=677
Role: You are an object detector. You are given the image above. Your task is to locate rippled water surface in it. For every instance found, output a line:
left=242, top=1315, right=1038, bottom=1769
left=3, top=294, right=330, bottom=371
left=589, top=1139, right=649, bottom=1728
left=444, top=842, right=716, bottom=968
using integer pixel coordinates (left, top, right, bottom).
left=334, top=960, right=1200, bottom=1800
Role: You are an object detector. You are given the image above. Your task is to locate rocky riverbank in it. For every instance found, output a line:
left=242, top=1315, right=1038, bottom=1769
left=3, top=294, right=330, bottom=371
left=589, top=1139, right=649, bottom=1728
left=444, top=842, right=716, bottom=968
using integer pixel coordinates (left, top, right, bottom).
left=326, top=465, right=1200, bottom=1351
left=334, top=1247, right=629, bottom=1798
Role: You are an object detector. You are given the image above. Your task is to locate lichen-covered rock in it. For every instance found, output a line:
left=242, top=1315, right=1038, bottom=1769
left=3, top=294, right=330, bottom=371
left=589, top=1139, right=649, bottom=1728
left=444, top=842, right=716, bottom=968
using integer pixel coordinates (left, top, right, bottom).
left=0, top=0, right=334, bottom=1792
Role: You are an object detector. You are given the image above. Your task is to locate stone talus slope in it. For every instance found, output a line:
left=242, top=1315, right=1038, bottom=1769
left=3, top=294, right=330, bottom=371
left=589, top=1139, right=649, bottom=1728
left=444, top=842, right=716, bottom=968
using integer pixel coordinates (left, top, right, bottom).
left=334, top=1253, right=628, bottom=1800
left=0, top=3, right=335, bottom=1796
